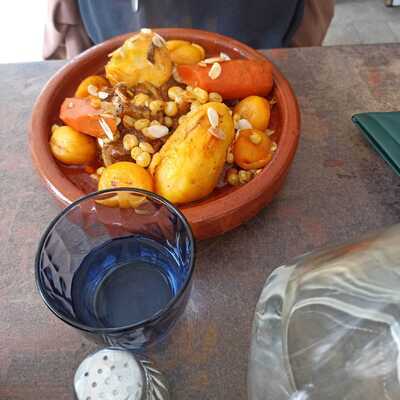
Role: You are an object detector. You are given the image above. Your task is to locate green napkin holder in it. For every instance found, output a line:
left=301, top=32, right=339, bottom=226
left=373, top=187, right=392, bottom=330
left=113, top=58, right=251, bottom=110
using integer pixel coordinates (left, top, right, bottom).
left=352, top=112, right=400, bottom=176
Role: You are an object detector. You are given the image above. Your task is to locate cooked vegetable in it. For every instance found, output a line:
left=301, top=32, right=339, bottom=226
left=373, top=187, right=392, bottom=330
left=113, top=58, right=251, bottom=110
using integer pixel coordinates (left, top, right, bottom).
left=177, top=60, right=273, bottom=100
left=233, top=129, right=274, bottom=170
left=166, top=40, right=205, bottom=64
left=50, top=125, right=96, bottom=165
left=74, top=75, right=109, bottom=98
left=234, top=95, right=271, bottom=131
left=105, top=31, right=172, bottom=88
left=60, top=98, right=117, bottom=138
left=149, top=102, right=234, bottom=204
left=99, top=161, right=153, bottom=190
left=97, top=161, right=153, bottom=207
left=53, top=31, right=281, bottom=207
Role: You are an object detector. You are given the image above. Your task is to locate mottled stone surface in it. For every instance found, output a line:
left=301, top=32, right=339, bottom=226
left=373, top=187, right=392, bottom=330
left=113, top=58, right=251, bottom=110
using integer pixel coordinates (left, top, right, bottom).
left=0, top=45, right=399, bottom=399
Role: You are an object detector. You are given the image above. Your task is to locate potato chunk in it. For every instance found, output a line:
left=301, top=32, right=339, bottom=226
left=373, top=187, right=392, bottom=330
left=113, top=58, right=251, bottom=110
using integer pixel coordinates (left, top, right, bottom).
left=149, top=102, right=234, bottom=204
left=105, top=31, right=172, bottom=88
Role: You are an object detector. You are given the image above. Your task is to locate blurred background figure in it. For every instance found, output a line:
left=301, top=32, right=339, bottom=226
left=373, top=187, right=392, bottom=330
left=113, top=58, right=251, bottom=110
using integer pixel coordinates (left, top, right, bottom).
left=43, top=0, right=335, bottom=59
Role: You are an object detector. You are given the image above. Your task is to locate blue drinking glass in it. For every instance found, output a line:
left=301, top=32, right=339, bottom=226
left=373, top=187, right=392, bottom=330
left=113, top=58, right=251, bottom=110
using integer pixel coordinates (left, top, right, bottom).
left=35, top=188, right=195, bottom=350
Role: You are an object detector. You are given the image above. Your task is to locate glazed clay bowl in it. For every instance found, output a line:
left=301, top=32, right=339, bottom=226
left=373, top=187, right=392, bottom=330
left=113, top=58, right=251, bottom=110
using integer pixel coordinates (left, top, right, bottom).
left=30, top=28, right=300, bottom=240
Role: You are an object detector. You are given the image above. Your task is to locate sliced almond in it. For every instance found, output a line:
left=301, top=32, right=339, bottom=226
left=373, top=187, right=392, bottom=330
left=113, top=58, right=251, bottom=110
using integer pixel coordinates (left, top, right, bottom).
left=198, top=61, right=207, bottom=67
left=207, top=107, right=219, bottom=128
left=115, top=87, right=128, bottom=103
left=220, top=52, right=231, bottom=61
left=236, top=118, right=252, bottom=130
left=172, top=66, right=183, bottom=83
left=99, top=117, right=114, bottom=141
left=97, top=138, right=104, bottom=148
left=209, top=62, right=222, bottom=80
left=140, top=28, right=152, bottom=34
left=142, top=124, right=169, bottom=139
left=98, top=91, right=109, bottom=100
left=152, top=34, right=165, bottom=48
left=87, top=84, right=98, bottom=96
left=203, top=56, right=225, bottom=64
left=208, top=127, right=225, bottom=140
left=151, top=32, right=166, bottom=47
left=266, top=129, right=275, bottom=136
left=271, top=142, right=278, bottom=152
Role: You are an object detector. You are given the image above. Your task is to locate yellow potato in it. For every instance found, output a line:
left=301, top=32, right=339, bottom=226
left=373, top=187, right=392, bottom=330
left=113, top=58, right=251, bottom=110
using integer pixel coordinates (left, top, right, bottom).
left=165, top=40, right=191, bottom=52
left=50, top=125, right=96, bottom=165
left=98, top=162, right=153, bottom=191
left=105, top=32, right=172, bottom=87
left=233, top=128, right=273, bottom=170
left=97, top=162, right=153, bottom=208
left=166, top=40, right=205, bottom=64
left=234, top=95, right=271, bottom=131
left=149, top=102, right=234, bottom=204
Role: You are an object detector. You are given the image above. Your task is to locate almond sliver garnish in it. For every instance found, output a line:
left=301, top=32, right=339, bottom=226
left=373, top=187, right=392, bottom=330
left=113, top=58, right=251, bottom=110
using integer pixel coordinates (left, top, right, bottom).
left=219, top=52, right=231, bottom=61
left=152, top=34, right=165, bottom=48
left=236, top=118, right=252, bottom=130
left=99, top=117, right=114, bottom=141
left=87, top=84, right=98, bottom=96
left=209, top=62, right=222, bottom=80
left=207, top=107, right=219, bottom=128
left=203, top=56, right=227, bottom=64
left=142, top=124, right=169, bottom=139
left=208, top=127, right=225, bottom=140
left=266, top=129, right=275, bottom=136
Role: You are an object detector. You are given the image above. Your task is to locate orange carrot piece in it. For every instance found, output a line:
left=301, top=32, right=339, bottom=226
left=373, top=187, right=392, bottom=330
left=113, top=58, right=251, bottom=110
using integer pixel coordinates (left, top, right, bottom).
left=177, top=60, right=273, bottom=100
left=59, top=98, right=117, bottom=138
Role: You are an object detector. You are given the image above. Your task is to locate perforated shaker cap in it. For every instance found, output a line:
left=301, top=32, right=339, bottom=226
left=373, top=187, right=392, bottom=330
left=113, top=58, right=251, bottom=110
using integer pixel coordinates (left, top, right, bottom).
left=74, top=347, right=169, bottom=400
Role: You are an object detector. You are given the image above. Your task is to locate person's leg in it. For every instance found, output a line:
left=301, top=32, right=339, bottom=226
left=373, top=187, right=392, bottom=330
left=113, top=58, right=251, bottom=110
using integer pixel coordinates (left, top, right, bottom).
left=291, top=0, right=335, bottom=47
left=43, top=0, right=91, bottom=60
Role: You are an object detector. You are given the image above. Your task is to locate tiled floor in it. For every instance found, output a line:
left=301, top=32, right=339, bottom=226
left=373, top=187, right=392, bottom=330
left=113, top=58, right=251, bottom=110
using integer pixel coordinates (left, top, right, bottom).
left=324, top=0, right=400, bottom=45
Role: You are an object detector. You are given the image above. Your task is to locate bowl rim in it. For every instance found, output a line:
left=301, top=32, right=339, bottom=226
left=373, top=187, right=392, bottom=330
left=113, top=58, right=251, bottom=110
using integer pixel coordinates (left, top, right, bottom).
left=29, top=27, right=300, bottom=227
left=34, top=187, right=196, bottom=334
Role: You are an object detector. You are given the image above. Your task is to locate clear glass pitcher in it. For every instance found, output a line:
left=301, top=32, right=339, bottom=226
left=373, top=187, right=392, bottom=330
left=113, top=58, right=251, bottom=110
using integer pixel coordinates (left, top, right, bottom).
left=249, top=224, right=400, bottom=400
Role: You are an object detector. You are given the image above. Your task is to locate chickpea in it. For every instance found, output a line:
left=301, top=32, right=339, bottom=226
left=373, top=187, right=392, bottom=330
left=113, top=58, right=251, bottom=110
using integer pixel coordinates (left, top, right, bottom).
left=168, top=86, right=185, bottom=101
left=164, top=116, right=174, bottom=127
left=134, top=118, right=150, bottom=130
left=249, top=131, right=262, bottom=145
left=238, top=170, right=252, bottom=184
left=164, top=101, right=178, bottom=117
left=234, top=96, right=271, bottom=131
left=226, top=168, right=239, bottom=186
left=209, top=92, right=223, bottom=102
left=122, top=115, right=136, bottom=128
left=150, top=120, right=161, bottom=126
left=139, top=142, right=155, bottom=154
left=233, top=128, right=274, bottom=170
left=192, top=87, right=208, bottom=104
left=149, top=100, right=164, bottom=114
left=136, top=151, right=152, bottom=168
left=132, top=93, right=150, bottom=107
left=50, top=125, right=96, bottom=165
left=123, top=134, right=139, bottom=151
left=130, top=146, right=142, bottom=160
